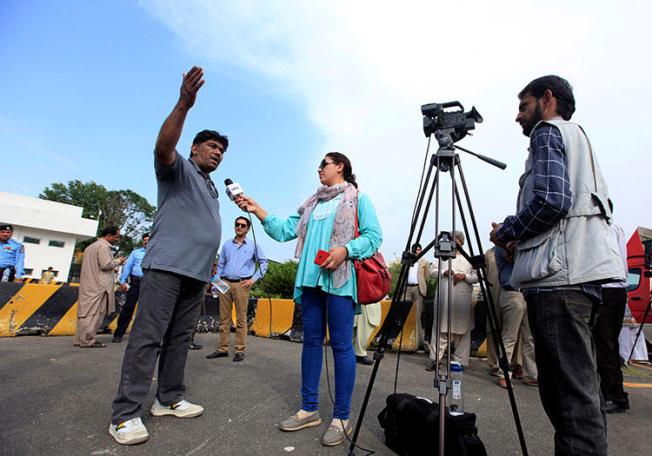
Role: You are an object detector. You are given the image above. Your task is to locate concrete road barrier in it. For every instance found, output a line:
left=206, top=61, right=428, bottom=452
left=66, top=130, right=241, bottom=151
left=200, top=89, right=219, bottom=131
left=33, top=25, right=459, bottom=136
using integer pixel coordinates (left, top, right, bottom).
left=0, top=282, right=81, bottom=337
left=0, top=283, right=420, bottom=351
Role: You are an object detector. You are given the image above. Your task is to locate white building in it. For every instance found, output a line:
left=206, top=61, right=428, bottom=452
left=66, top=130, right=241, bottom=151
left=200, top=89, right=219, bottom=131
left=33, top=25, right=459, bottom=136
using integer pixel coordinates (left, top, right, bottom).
left=0, top=191, right=98, bottom=281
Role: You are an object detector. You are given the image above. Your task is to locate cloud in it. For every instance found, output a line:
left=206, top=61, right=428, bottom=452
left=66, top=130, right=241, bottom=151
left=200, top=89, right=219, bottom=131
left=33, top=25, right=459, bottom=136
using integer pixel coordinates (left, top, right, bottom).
left=142, top=0, right=652, bottom=258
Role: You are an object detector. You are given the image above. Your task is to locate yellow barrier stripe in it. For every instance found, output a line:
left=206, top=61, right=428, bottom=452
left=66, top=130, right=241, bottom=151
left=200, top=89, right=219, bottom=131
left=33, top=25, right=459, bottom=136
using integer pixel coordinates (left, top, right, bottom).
left=0, top=284, right=59, bottom=336
left=250, top=298, right=295, bottom=337
left=107, top=314, right=119, bottom=332
left=623, top=382, right=652, bottom=388
left=368, top=300, right=417, bottom=352
left=48, top=302, right=79, bottom=336
left=476, top=340, right=488, bottom=357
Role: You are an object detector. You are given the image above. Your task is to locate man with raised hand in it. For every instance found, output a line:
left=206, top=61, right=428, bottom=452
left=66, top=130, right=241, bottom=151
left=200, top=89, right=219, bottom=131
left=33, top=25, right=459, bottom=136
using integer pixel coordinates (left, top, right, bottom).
left=110, top=67, right=228, bottom=445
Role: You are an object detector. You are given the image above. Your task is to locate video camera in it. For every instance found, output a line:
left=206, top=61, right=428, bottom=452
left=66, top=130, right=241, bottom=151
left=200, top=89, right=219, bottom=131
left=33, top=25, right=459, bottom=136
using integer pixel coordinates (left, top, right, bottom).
left=421, top=101, right=483, bottom=143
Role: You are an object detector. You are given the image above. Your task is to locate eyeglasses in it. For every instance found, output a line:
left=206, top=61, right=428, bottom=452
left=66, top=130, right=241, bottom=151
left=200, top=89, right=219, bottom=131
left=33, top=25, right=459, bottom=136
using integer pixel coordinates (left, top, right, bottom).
left=235, top=223, right=248, bottom=228
left=319, top=159, right=336, bottom=169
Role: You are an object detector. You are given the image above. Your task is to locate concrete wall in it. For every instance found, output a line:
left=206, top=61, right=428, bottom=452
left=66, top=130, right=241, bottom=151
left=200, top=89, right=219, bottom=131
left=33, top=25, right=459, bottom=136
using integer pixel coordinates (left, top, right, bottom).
left=10, top=227, right=77, bottom=281
left=0, top=191, right=98, bottom=280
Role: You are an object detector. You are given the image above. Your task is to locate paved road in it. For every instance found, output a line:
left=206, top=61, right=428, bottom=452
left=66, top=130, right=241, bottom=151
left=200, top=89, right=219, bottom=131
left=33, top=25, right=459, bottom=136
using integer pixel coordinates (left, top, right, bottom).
left=1, top=333, right=651, bottom=455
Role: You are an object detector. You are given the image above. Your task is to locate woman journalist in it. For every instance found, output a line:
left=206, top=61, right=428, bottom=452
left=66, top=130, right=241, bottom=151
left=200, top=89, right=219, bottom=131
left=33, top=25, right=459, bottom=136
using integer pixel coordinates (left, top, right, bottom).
left=237, top=152, right=382, bottom=447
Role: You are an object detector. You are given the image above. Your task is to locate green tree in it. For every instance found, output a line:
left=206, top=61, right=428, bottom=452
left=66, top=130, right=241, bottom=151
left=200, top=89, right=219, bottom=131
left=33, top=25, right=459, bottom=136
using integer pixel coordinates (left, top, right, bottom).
left=101, top=190, right=156, bottom=251
left=40, top=180, right=108, bottom=220
left=40, top=180, right=155, bottom=253
left=388, top=259, right=402, bottom=298
left=250, top=260, right=298, bottom=299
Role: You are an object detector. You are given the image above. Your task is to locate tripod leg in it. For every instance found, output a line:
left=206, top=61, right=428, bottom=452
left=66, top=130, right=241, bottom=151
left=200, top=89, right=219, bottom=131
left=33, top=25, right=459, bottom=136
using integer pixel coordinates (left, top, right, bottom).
left=628, top=299, right=652, bottom=363
left=348, top=348, right=384, bottom=456
left=454, top=161, right=530, bottom=456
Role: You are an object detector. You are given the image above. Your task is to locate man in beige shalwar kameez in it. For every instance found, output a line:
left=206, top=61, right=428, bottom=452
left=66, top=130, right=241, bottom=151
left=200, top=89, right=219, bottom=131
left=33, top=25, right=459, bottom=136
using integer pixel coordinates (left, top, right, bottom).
left=74, top=226, right=125, bottom=348
left=353, top=301, right=382, bottom=364
left=427, top=231, right=478, bottom=370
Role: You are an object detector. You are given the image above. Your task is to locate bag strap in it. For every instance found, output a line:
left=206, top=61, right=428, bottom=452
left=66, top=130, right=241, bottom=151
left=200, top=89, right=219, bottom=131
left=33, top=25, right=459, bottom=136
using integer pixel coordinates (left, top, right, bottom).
left=354, top=190, right=360, bottom=239
left=578, top=125, right=598, bottom=192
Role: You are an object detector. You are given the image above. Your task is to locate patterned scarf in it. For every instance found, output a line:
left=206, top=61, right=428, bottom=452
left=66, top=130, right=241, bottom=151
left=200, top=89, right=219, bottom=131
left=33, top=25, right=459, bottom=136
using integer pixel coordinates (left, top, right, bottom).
left=295, top=182, right=358, bottom=288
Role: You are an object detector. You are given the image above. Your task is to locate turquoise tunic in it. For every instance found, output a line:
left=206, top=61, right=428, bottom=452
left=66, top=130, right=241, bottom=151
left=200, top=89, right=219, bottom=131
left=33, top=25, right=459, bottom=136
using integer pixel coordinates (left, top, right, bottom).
left=262, top=192, right=382, bottom=307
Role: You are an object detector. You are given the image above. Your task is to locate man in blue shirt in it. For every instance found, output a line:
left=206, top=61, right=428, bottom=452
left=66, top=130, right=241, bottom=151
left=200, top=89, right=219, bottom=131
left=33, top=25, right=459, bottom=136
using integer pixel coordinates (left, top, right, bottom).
left=113, top=233, right=150, bottom=343
left=206, top=216, right=268, bottom=362
left=0, top=224, right=25, bottom=282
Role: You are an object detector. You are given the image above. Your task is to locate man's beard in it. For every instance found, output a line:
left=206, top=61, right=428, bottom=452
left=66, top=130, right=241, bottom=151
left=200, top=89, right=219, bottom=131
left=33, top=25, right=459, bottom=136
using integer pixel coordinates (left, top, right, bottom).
left=522, top=103, right=543, bottom=137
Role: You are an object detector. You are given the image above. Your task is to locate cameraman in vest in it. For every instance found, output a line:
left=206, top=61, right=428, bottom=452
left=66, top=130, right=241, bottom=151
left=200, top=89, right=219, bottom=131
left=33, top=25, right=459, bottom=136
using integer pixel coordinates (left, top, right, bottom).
left=490, top=75, right=624, bottom=456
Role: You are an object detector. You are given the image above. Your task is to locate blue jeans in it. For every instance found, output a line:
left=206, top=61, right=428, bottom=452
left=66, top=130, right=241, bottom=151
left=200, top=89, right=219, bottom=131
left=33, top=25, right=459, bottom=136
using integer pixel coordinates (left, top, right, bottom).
left=300, top=287, right=356, bottom=420
left=526, top=290, right=607, bottom=456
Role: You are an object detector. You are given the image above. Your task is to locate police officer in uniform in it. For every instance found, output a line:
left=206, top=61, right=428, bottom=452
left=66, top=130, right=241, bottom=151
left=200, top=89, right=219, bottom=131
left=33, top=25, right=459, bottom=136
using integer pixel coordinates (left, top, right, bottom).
left=113, top=233, right=150, bottom=343
left=0, top=224, right=25, bottom=282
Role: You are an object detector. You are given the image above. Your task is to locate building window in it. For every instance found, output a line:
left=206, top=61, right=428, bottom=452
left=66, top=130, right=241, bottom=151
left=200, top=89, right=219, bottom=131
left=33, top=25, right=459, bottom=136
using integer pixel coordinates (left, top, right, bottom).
left=23, top=268, right=33, bottom=275
left=23, top=236, right=41, bottom=244
left=49, top=240, right=65, bottom=248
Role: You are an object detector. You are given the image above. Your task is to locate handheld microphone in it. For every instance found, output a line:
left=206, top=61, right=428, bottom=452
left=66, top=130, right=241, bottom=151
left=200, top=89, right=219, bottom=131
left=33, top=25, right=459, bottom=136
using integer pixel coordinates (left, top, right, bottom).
left=224, top=178, right=244, bottom=201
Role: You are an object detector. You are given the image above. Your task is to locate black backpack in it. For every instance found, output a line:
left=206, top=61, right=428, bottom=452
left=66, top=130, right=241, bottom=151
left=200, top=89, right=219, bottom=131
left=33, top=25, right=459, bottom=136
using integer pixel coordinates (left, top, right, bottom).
left=378, top=393, right=488, bottom=456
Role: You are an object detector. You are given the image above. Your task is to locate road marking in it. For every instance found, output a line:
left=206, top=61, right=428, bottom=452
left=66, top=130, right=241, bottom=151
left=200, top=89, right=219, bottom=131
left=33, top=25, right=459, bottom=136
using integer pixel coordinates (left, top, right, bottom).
left=624, top=382, right=652, bottom=388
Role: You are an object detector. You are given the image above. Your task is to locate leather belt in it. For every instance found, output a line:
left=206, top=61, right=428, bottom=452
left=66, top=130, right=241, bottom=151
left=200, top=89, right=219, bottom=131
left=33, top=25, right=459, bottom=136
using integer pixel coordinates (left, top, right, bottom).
left=224, top=276, right=252, bottom=283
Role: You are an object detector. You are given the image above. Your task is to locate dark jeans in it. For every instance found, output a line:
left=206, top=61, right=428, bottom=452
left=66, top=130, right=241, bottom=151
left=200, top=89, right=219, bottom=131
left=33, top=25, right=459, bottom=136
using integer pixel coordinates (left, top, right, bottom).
left=526, top=290, right=607, bottom=456
left=593, top=287, right=628, bottom=404
left=111, top=269, right=205, bottom=425
left=113, top=275, right=141, bottom=339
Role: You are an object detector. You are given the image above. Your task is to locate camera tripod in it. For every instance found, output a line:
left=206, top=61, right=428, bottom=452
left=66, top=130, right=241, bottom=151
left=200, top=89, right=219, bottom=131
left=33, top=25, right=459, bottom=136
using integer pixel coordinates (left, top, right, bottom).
left=348, top=130, right=529, bottom=456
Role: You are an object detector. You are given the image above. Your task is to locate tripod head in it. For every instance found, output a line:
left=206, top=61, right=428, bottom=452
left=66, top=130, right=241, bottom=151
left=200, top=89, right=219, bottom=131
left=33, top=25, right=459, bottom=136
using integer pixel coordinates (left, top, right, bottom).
left=422, top=101, right=506, bottom=171
left=422, top=101, right=482, bottom=142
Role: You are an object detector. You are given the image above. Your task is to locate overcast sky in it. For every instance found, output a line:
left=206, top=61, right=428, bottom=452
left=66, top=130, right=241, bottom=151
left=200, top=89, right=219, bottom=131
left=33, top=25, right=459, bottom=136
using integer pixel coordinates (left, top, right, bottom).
left=1, top=0, right=650, bottom=260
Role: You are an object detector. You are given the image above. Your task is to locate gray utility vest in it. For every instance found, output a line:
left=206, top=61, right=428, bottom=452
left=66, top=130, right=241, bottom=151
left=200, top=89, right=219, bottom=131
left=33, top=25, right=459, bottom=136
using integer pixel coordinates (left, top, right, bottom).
left=510, top=118, right=625, bottom=289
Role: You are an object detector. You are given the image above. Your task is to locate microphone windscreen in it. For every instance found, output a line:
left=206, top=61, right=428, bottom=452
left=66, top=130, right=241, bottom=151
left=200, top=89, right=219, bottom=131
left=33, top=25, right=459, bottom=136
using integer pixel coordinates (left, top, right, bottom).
left=224, top=179, right=233, bottom=186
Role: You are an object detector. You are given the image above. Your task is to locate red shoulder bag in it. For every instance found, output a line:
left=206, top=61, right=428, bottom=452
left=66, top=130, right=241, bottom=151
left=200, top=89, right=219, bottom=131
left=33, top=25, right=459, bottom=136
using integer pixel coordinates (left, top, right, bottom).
left=353, top=196, right=391, bottom=304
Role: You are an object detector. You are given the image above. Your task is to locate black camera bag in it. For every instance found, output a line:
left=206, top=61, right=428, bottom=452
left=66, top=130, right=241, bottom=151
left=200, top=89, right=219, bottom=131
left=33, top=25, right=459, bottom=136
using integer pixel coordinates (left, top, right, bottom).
left=378, top=393, right=487, bottom=456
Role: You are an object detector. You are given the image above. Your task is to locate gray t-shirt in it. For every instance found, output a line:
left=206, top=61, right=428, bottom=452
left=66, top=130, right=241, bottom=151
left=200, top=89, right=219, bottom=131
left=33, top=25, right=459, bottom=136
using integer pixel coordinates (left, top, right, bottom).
left=141, top=151, right=221, bottom=282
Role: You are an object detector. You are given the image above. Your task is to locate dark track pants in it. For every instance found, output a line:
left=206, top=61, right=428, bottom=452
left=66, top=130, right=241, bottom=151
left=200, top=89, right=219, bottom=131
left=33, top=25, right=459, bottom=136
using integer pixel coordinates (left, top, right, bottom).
left=111, top=269, right=205, bottom=424
left=113, top=275, right=141, bottom=339
left=593, top=287, right=628, bottom=404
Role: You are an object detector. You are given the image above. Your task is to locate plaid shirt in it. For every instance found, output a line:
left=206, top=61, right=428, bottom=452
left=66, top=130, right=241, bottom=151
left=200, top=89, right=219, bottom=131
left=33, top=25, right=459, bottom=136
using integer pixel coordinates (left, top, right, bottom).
left=496, top=124, right=571, bottom=243
left=498, top=123, right=601, bottom=300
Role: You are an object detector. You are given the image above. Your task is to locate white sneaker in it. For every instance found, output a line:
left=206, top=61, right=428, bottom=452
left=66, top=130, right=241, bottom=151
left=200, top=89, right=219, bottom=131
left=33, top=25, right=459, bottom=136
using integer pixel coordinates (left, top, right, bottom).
left=150, top=398, right=204, bottom=418
left=109, top=417, right=149, bottom=445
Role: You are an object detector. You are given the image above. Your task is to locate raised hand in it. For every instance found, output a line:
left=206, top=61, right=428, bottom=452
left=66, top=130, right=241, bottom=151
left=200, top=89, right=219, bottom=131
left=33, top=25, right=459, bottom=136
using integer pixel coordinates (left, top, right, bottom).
left=155, top=66, right=206, bottom=166
left=178, top=66, right=205, bottom=110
